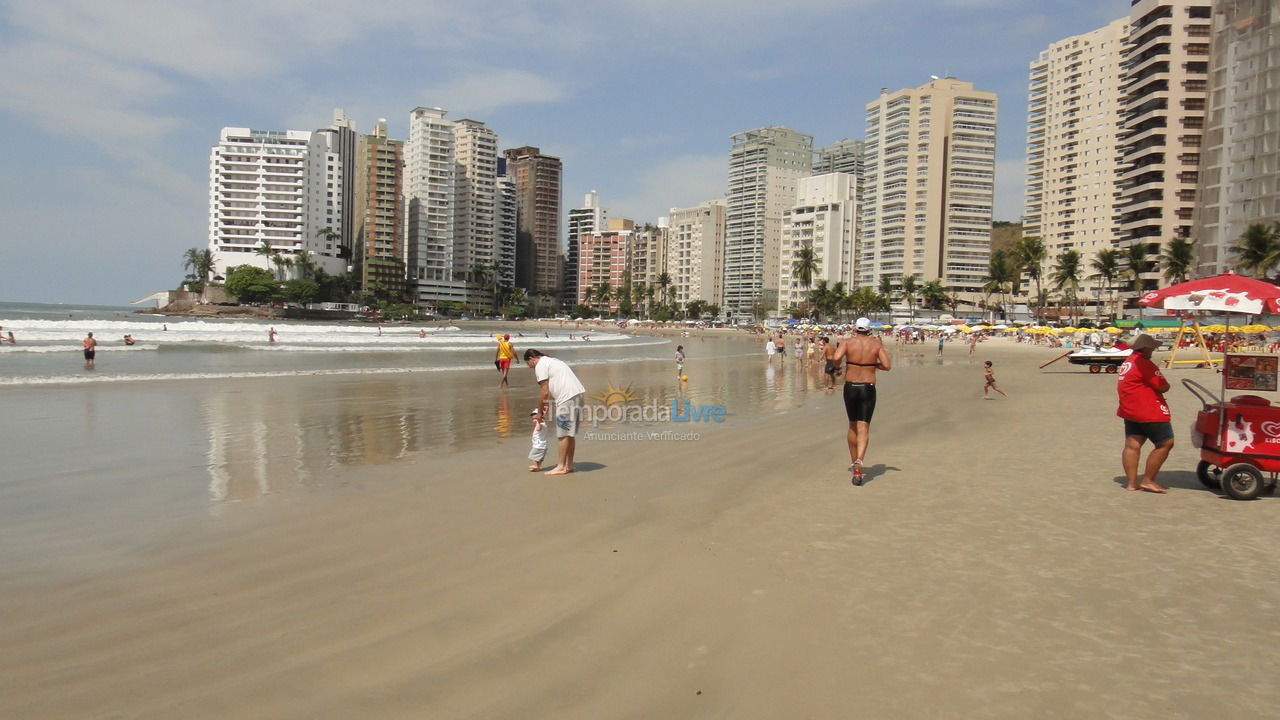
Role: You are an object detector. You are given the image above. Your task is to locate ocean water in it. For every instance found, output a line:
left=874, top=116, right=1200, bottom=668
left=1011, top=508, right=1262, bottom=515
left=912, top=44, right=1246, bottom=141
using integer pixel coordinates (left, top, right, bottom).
left=0, top=301, right=666, bottom=385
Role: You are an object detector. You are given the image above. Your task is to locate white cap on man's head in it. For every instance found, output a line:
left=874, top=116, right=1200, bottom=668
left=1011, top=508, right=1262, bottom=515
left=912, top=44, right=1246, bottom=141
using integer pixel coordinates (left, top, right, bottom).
left=855, top=317, right=871, bottom=332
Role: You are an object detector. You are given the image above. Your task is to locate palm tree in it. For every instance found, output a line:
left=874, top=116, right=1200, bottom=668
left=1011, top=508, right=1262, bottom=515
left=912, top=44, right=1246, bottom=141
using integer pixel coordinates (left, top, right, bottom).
left=592, top=280, right=612, bottom=314
left=1012, top=235, right=1047, bottom=308
left=631, top=281, right=647, bottom=319
left=182, top=247, right=214, bottom=284
left=828, top=281, right=848, bottom=321
left=1160, top=236, right=1196, bottom=283
left=1091, top=248, right=1122, bottom=321
left=655, top=272, right=674, bottom=307
left=1052, top=249, right=1083, bottom=324
left=920, top=280, right=947, bottom=312
left=900, top=274, right=919, bottom=323
left=806, top=280, right=831, bottom=320
left=1230, top=222, right=1280, bottom=278
left=293, top=250, right=318, bottom=281
left=792, top=244, right=819, bottom=295
left=1122, top=242, right=1150, bottom=294
left=983, top=250, right=1016, bottom=321
left=271, top=253, right=293, bottom=282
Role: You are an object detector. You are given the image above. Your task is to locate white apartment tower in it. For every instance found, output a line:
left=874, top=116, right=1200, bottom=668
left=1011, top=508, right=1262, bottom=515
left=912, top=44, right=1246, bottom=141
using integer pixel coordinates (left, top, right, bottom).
left=207, top=127, right=347, bottom=280
left=724, top=126, right=814, bottom=318
left=666, top=200, right=726, bottom=308
left=629, top=220, right=668, bottom=289
left=454, top=118, right=512, bottom=304
left=1118, top=0, right=1211, bottom=290
left=1025, top=18, right=1129, bottom=269
left=1194, top=0, right=1280, bottom=275
left=406, top=107, right=462, bottom=305
left=779, top=173, right=858, bottom=314
left=815, top=139, right=865, bottom=177
left=316, top=108, right=357, bottom=258
left=861, top=78, right=997, bottom=300
left=566, top=191, right=607, bottom=308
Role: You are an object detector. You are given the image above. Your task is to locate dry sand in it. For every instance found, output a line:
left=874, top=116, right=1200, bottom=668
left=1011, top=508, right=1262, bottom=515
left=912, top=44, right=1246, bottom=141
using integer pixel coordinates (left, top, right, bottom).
left=4, top=338, right=1280, bottom=718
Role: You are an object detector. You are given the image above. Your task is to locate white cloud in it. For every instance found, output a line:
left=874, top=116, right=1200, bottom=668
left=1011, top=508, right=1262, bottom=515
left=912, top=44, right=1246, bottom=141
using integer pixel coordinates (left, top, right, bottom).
left=419, top=69, right=569, bottom=116
left=609, top=154, right=726, bottom=222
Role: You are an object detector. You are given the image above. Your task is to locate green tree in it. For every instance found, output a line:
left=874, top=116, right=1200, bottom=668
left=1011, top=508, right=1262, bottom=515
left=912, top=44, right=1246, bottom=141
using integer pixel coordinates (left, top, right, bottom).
left=224, top=265, right=280, bottom=303
left=655, top=272, right=674, bottom=306
left=1052, top=249, right=1083, bottom=324
left=1122, top=242, right=1151, bottom=294
left=1230, top=222, right=1280, bottom=277
left=1160, top=236, right=1196, bottom=283
left=281, top=278, right=320, bottom=306
left=686, top=299, right=708, bottom=319
left=182, top=247, right=215, bottom=285
left=591, top=280, right=612, bottom=314
left=792, top=244, right=819, bottom=296
left=1091, top=248, right=1122, bottom=321
left=983, top=250, right=1016, bottom=321
left=1011, top=235, right=1047, bottom=306
left=292, top=250, right=318, bottom=281
left=900, top=274, right=920, bottom=323
left=920, top=279, right=947, bottom=311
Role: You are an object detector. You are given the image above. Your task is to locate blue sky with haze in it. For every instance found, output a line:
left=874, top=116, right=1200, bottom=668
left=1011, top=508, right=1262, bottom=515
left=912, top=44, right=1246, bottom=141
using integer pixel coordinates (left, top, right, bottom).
left=0, top=0, right=1125, bottom=305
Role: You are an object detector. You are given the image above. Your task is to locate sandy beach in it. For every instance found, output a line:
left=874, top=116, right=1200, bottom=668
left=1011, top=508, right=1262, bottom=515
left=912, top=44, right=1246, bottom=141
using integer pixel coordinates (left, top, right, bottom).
left=4, top=334, right=1280, bottom=718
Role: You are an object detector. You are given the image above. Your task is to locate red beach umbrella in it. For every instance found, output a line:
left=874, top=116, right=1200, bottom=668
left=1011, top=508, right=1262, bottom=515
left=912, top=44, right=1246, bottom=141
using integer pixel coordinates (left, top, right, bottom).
left=1138, top=271, right=1280, bottom=315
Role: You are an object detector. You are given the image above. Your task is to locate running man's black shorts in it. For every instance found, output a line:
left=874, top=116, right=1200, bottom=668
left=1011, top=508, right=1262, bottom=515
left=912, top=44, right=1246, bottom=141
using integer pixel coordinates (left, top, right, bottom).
left=1123, top=420, right=1173, bottom=444
left=844, top=382, right=877, bottom=423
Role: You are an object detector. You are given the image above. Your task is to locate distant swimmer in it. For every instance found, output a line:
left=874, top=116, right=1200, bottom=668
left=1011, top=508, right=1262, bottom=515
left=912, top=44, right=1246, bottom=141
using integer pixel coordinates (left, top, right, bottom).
left=82, top=332, right=97, bottom=368
left=838, top=318, right=892, bottom=485
left=7, top=331, right=15, bottom=345
left=419, top=329, right=427, bottom=338
left=268, top=327, right=277, bottom=344
left=123, top=334, right=135, bottom=346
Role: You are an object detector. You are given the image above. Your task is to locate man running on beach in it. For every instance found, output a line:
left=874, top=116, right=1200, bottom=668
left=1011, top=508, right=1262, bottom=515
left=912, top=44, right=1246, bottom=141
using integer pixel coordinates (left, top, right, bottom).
left=838, top=318, right=891, bottom=485
left=1117, top=334, right=1172, bottom=493
left=822, top=336, right=841, bottom=390
left=524, top=349, right=586, bottom=475
left=82, top=332, right=96, bottom=368
left=495, top=333, right=516, bottom=387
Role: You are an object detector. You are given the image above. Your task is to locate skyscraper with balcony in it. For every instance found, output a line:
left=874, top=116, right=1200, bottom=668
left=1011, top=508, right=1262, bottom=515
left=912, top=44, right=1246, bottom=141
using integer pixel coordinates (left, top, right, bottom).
left=666, top=200, right=726, bottom=309
left=405, top=106, right=463, bottom=306
left=566, top=191, right=607, bottom=308
left=454, top=118, right=511, bottom=305
left=1025, top=18, right=1129, bottom=270
left=723, top=127, right=813, bottom=318
left=1194, top=0, right=1280, bottom=275
left=779, top=173, right=858, bottom=314
left=505, top=146, right=563, bottom=297
left=814, top=139, right=865, bottom=177
left=316, top=109, right=357, bottom=259
left=354, top=119, right=405, bottom=298
left=207, top=127, right=347, bottom=280
left=861, top=78, right=997, bottom=302
left=1119, top=0, right=1211, bottom=290
left=577, top=218, right=633, bottom=313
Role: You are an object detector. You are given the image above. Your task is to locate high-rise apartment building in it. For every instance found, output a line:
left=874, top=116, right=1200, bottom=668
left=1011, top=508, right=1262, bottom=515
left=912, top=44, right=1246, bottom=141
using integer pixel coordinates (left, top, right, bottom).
left=861, top=78, right=996, bottom=301
left=354, top=119, right=405, bottom=297
left=724, top=127, right=813, bottom=318
left=1025, top=18, right=1129, bottom=269
left=454, top=118, right=512, bottom=304
left=316, top=109, right=357, bottom=258
left=1118, top=0, right=1211, bottom=290
left=779, top=173, right=858, bottom=313
left=405, top=106, right=463, bottom=306
left=1194, top=0, right=1280, bottom=275
left=815, top=139, right=865, bottom=177
left=496, top=160, right=517, bottom=290
left=577, top=218, right=633, bottom=313
left=505, top=146, right=563, bottom=297
left=667, top=200, right=726, bottom=308
left=207, top=127, right=347, bottom=280
left=629, top=221, right=667, bottom=290
left=566, top=191, right=607, bottom=308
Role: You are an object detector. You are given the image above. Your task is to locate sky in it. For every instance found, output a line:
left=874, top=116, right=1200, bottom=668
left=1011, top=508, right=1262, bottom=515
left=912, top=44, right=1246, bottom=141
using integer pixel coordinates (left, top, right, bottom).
left=0, top=0, right=1128, bottom=305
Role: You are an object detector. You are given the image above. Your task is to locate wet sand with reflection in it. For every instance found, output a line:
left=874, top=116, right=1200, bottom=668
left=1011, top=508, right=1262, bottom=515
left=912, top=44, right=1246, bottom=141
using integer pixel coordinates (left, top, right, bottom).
left=4, top=337, right=1280, bottom=718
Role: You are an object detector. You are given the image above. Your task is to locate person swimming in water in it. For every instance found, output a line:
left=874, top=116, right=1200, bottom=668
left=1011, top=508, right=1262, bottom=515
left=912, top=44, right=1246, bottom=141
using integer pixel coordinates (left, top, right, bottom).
left=836, top=318, right=892, bottom=485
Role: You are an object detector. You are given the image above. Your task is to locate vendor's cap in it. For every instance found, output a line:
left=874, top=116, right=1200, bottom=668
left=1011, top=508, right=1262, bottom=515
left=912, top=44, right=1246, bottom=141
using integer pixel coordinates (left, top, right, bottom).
left=855, top=317, right=871, bottom=332
left=529, top=408, right=540, bottom=415
left=1130, top=334, right=1160, bottom=352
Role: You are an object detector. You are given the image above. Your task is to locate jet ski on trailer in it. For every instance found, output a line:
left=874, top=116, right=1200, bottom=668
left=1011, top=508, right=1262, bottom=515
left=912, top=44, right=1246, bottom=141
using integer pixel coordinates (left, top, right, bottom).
left=1040, top=344, right=1134, bottom=373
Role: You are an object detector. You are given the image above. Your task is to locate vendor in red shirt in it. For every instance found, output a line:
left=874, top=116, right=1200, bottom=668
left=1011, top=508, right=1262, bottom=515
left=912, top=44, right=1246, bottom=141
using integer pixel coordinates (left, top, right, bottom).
left=1117, top=334, right=1172, bottom=493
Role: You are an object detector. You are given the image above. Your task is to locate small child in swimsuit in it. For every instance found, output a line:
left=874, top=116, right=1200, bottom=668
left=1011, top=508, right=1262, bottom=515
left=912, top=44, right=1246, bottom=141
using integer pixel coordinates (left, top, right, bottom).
left=983, top=361, right=1008, bottom=399
left=675, top=345, right=686, bottom=379
left=528, top=408, right=549, bottom=471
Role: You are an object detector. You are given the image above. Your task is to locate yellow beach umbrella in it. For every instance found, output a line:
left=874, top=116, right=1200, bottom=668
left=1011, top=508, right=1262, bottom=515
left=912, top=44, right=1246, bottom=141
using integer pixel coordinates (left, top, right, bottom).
left=1060, top=326, right=1077, bottom=333
left=1204, top=324, right=1227, bottom=333
left=1105, top=326, right=1123, bottom=334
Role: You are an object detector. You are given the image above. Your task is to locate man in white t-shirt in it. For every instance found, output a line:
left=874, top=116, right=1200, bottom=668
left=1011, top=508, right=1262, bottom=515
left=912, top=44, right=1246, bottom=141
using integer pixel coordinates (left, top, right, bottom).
left=524, top=349, right=587, bottom=475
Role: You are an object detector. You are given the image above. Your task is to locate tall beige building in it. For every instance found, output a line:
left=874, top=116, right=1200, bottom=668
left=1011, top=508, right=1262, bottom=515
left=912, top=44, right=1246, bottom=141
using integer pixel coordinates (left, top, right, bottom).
left=1025, top=18, right=1129, bottom=270
left=628, top=221, right=667, bottom=290
left=1118, top=0, right=1211, bottom=290
left=1194, top=0, right=1280, bottom=275
left=861, top=78, right=996, bottom=300
left=667, top=200, right=726, bottom=307
left=779, top=173, right=858, bottom=314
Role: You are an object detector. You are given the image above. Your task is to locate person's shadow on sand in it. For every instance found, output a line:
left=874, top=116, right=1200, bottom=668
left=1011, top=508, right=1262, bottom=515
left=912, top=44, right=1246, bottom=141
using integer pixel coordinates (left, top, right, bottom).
left=1107, top=470, right=1241, bottom=497
left=858, top=464, right=900, bottom=486
left=570, top=462, right=606, bottom=473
